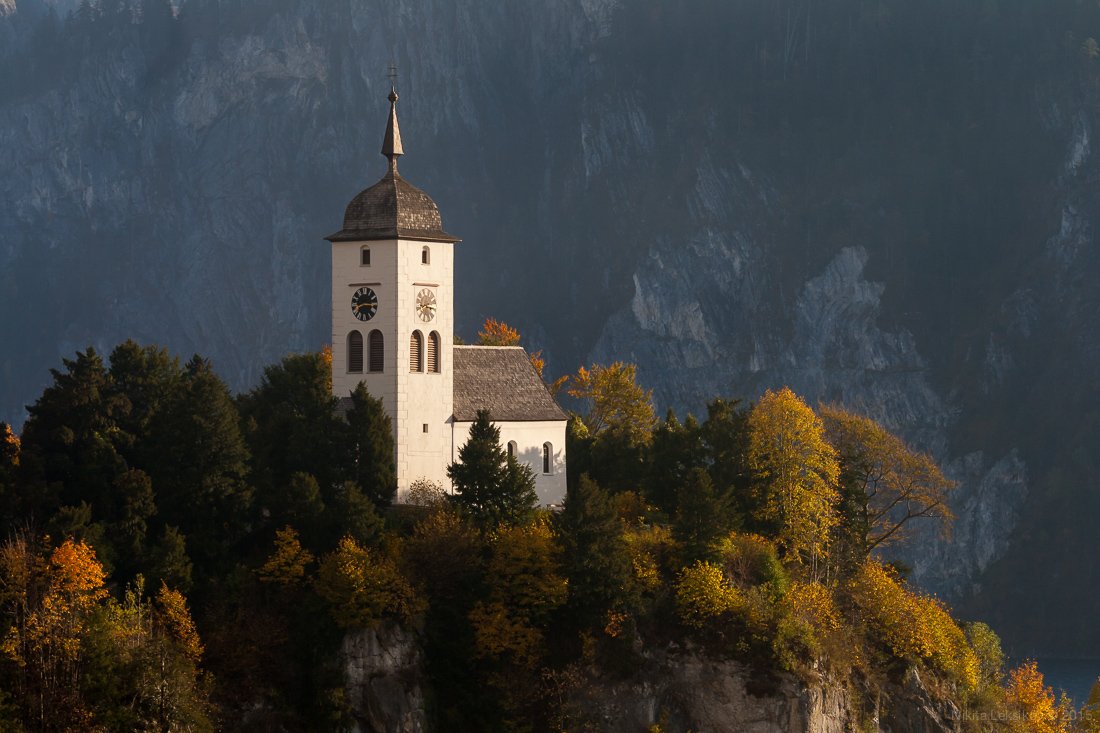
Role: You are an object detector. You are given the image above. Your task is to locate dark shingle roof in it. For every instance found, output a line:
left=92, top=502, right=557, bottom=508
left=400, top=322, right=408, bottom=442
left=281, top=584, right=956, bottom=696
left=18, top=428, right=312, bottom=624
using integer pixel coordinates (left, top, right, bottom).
left=453, top=346, right=568, bottom=422
left=326, top=171, right=458, bottom=243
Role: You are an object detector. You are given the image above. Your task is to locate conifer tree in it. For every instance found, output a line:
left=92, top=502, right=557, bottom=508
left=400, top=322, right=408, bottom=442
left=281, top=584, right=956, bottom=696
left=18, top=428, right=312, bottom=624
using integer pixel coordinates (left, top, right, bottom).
left=238, top=351, right=346, bottom=509
left=145, top=356, right=253, bottom=576
left=557, top=474, right=635, bottom=629
left=673, top=468, right=727, bottom=565
left=646, top=409, right=704, bottom=516
left=19, top=348, right=127, bottom=521
left=448, top=410, right=537, bottom=529
left=346, top=383, right=396, bottom=508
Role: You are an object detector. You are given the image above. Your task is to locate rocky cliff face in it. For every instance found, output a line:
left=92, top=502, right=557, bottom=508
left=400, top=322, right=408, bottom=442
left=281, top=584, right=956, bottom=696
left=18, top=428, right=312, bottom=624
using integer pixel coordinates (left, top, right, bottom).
left=2, top=0, right=1099, bottom=654
left=342, top=622, right=429, bottom=733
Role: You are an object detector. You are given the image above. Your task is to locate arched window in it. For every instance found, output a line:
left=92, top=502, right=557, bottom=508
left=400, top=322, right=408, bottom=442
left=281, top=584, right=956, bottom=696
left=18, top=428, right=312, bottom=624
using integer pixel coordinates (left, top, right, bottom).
left=543, top=443, right=552, bottom=475
left=360, top=246, right=371, bottom=266
left=410, top=330, right=423, bottom=372
left=507, top=441, right=517, bottom=459
left=427, top=331, right=441, bottom=373
left=347, top=330, right=363, bottom=373
left=368, top=330, right=384, bottom=372
left=421, top=246, right=430, bottom=265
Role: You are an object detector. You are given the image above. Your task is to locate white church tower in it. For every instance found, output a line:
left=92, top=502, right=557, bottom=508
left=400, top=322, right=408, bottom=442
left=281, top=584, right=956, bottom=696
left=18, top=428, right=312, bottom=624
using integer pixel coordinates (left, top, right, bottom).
left=326, top=87, right=458, bottom=494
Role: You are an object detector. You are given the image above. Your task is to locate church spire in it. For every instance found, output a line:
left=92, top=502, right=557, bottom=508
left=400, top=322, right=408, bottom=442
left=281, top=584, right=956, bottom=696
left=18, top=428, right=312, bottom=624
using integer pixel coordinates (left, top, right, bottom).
left=381, top=86, right=403, bottom=175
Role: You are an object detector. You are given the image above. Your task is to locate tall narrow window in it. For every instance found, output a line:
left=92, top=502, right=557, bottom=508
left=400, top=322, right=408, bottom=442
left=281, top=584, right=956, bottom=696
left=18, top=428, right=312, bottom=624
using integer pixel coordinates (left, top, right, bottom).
left=410, top=331, right=423, bottom=372
left=427, top=331, right=440, bottom=373
left=347, top=327, right=365, bottom=372
left=360, top=246, right=371, bottom=266
left=368, top=330, right=384, bottom=372
left=421, top=246, right=430, bottom=264
left=507, top=441, right=517, bottom=458
left=347, top=330, right=363, bottom=373
left=543, top=443, right=552, bottom=474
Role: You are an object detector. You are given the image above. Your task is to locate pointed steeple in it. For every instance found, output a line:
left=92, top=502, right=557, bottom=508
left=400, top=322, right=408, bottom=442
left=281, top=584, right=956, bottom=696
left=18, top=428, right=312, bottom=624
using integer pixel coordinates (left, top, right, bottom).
left=382, top=87, right=403, bottom=174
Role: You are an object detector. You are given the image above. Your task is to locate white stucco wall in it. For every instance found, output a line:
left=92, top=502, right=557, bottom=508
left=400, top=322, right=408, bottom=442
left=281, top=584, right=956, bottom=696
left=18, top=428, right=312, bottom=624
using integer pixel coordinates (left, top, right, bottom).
left=331, top=238, right=455, bottom=495
left=451, top=419, right=568, bottom=507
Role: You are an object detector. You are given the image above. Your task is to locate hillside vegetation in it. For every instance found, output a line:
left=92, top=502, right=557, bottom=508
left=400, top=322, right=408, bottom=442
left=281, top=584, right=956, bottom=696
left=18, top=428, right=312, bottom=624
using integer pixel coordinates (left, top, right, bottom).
left=0, top=331, right=1094, bottom=731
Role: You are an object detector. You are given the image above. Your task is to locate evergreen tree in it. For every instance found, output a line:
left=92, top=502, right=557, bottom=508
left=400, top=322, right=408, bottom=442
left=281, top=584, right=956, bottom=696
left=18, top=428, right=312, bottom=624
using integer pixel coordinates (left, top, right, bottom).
left=557, top=474, right=635, bottom=629
left=107, top=340, right=182, bottom=460
left=345, top=383, right=396, bottom=508
left=238, top=352, right=347, bottom=509
left=673, top=468, right=727, bottom=565
left=448, top=410, right=537, bottom=529
left=700, top=398, right=752, bottom=521
left=646, top=409, right=704, bottom=516
left=18, top=348, right=127, bottom=523
left=145, top=356, right=253, bottom=577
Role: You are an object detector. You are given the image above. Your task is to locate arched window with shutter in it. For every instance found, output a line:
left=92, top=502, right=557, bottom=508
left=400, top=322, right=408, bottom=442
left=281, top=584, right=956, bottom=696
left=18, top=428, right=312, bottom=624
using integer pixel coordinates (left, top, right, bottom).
left=347, top=331, right=363, bottom=373
left=368, top=330, right=384, bottom=372
left=543, top=443, right=552, bottom=474
left=427, top=331, right=440, bottom=373
left=507, top=441, right=517, bottom=459
left=360, top=246, right=371, bottom=266
left=410, top=331, right=423, bottom=372
left=421, top=246, right=430, bottom=265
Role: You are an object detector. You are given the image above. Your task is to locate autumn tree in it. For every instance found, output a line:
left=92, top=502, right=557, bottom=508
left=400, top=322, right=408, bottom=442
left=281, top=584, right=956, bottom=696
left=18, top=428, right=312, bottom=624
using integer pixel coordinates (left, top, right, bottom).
left=448, top=410, right=538, bottom=529
left=568, top=362, right=655, bottom=444
left=747, top=388, right=840, bottom=570
left=568, top=362, right=655, bottom=492
left=314, top=537, right=423, bottom=628
left=469, top=521, right=567, bottom=725
left=477, top=318, right=521, bottom=346
left=1003, top=661, right=1073, bottom=733
left=819, top=404, right=954, bottom=561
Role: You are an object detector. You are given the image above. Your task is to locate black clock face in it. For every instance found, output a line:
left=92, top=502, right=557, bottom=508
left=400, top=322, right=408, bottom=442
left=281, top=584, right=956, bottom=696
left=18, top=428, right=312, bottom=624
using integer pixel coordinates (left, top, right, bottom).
left=351, top=287, right=378, bottom=321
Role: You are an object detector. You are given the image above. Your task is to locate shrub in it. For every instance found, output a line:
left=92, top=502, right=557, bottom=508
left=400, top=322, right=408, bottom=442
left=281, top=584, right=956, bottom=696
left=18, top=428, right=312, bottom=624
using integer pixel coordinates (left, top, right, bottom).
left=675, top=561, right=742, bottom=629
left=717, top=533, right=788, bottom=594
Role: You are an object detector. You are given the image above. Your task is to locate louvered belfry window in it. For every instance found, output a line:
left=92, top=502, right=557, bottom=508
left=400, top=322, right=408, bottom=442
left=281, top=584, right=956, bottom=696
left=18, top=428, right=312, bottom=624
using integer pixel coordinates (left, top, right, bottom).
left=368, top=330, right=384, bottom=372
left=427, top=331, right=440, bottom=373
left=410, top=331, right=423, bottom=372
left=347, top=331, right=363, bottom=373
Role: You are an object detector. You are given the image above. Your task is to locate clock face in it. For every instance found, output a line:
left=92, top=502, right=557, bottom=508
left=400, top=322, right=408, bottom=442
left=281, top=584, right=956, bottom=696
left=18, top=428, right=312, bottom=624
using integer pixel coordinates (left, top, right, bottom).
left=351, top=287, right=378, bottom=321
left=415, top=288, right=437, bottom=322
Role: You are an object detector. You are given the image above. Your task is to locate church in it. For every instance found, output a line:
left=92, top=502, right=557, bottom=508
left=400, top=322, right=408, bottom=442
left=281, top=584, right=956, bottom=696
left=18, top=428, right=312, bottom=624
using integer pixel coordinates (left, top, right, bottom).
left=325, top=88, right=567, bottom=506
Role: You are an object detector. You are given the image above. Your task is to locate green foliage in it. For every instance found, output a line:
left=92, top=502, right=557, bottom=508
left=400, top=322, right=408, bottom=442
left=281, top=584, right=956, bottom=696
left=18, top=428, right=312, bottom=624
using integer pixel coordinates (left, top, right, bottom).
left=346, top=383, right=397, bottom=508
left=146, top=356, right=253, bottom=576
left=645, top=410, right=704, bottom=515
left=557, top=475, right=636, bottom=630
left=673, top=468, right=728, bottom=565
left=716, top=533, right=788, bottom=595
left=448, top=410, right=538, bottom=529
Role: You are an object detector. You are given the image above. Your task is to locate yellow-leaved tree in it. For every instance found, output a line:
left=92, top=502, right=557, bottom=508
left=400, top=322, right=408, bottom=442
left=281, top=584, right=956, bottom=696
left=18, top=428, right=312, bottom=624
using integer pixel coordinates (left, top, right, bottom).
left=314, top=537, right=424, bottom=629
left=747, top=388, right=840, bottom=571
left=568, top=362, right=655, bottom=446
left=819, top=404, right=954, bottom=557
left=1003, top=661, right=1073, bottom=733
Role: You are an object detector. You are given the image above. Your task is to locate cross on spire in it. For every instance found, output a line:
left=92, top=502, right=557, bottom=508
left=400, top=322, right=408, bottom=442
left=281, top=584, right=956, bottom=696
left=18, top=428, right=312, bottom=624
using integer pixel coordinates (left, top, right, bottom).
left=381, top=63, right=403, bottom=171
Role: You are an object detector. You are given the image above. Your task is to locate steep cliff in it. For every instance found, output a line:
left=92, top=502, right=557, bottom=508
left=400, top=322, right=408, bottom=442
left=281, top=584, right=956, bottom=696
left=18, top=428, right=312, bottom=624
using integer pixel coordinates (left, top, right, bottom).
left=2, top=0, right=1099, bottom=653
